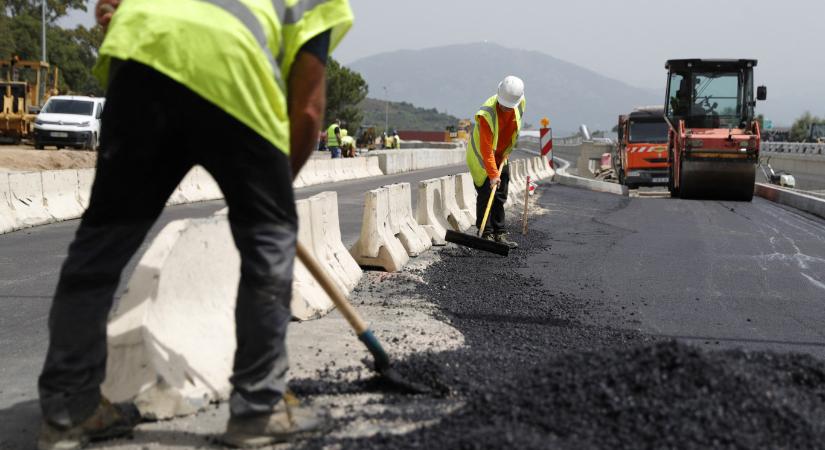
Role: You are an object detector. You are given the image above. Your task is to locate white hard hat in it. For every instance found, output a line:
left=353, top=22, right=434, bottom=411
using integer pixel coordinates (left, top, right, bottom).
left=497, top=75, right=524, bottom=109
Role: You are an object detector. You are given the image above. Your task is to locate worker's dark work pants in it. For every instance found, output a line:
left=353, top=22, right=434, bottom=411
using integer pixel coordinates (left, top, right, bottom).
left=38, top=61, right=297, bottom=427
left=475, top=163, right=510, bottom=234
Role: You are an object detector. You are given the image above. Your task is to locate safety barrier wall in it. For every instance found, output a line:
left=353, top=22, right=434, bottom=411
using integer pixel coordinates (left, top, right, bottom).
left=0, top=151, right=444, bottom=235
left=350, top=188, right=411, bottom=272
left=455, top=173, right=477, bottom=224
left=369, top=149, right=466, bottom=175
left=755, top=182, right=825, bottom=220
left=101, top=190, right=361, bottom=419
left=400, top=141, right=463, bottom=150
left=0, top=172, right=15, bottom=233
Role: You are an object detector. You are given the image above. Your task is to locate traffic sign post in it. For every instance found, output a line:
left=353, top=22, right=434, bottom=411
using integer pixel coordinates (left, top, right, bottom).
left=539, top=117, right=553, bottom=168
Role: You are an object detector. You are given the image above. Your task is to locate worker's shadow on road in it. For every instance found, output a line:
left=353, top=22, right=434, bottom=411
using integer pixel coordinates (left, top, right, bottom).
left=0, top=399, right=223, bottom=449
left=0, top=399, right=40, bottom=449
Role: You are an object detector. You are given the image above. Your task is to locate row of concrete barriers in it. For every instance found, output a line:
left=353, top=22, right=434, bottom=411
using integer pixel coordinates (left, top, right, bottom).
left=350, top=156, right=555, bottom=272
left=0, top=148, right=465, bottom=235
left=98, top=155, right=554, bottom=419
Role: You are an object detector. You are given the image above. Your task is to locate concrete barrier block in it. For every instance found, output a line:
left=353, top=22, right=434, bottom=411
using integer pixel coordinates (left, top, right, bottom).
left=0, top=172, right=16, bottom=233
left=510, top=160, right=524, bottom=195
left=455, top=173, right=477, bottom=225
left=194, top=167, right=223, bottom=200
left=525, top=157, right=538, bottom=182
left=555, top=173, right=629, bottom=196
left=307, top=191, right=363, bottom=290
left=312, top=160, right=334, bottom=183
left=366, top=157, right=383, bottom=177
left=387, top=183, right=429, bottom=256
left=9, top=172, right=52, bottom=228
left=42, top=170, right=84, bottom=221
left=296, top=160, right=318, bottom=187
left=440, top=176, right=472, bottom=232
left=350, top=188, right=410, bottom=271
left=77, top=169, right=95, bottom=209
left=416, top=178, right=449, bottom=245
left=293, top=198, right=338, bottom=320
left=102, top=217, right=238, bottom=419
left=400, top=182, right=432, bottom=251
left=755, top=183, right=825, bottom=220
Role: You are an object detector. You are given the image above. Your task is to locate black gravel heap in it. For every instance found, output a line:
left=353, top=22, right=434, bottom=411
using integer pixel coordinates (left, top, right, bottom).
left=293, top=209, right=825, bottom=449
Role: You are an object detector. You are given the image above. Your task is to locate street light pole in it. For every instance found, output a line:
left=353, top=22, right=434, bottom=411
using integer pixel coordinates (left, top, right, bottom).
left=383, top=86, right=389, bottom=134
left=41, top=0, right=47, bottom=63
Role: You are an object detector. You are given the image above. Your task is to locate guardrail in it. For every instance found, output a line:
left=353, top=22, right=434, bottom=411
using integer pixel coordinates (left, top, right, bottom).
left=762, top=142, right=825, bottom=156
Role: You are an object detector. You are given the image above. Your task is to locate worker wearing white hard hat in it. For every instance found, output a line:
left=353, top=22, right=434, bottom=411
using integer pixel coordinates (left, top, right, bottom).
left=465, top=75, right=526, bottom=249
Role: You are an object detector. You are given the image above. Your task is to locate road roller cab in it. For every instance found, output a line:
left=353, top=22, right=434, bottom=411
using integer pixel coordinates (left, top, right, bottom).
left=664, top=59, right=766, bottom=201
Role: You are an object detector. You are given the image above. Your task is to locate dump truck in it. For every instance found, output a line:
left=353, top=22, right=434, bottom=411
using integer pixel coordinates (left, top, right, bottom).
left=1, top=58, right=59, bottom=143
left=615, top=106, right=670, bottom=188
left=664, top=59, right=766, bottom=201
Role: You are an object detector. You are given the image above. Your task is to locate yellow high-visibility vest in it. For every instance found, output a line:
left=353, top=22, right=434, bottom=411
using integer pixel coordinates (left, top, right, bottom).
left=95, top=0, right=353, bottom=154
left=466, top=95, right=525, bottom=187
left=326, top=123, right=341, bottom=147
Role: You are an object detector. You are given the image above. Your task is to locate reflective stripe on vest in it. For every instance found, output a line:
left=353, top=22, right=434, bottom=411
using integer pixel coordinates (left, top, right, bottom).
left=466, top=95, right=525, bottom=187
left=201, top=0, right=284, bottom=90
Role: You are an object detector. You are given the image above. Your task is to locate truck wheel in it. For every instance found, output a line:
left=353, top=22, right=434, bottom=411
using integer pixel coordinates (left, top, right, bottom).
left=34, top=140, right=44, bottom=150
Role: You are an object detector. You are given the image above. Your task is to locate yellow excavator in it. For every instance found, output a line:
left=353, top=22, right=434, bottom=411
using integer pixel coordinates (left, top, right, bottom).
left=1, top=57, right=59, bottom=143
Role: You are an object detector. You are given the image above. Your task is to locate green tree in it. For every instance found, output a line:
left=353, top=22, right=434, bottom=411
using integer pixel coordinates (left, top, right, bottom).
left=3, top=0, right=103, bottom=95
left=325, top=58, right=368, bottom=132
left=4, top=0, right=86, bottom=22
left=790, top=112, right=825, bottom=142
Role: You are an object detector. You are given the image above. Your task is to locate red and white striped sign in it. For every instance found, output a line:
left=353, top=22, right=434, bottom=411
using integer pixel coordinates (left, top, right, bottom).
left=540, top=127, right=553, bottom=156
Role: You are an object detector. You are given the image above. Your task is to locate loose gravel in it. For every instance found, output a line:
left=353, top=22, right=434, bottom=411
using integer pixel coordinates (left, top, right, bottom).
left=291, top=204, right=825, bottom=449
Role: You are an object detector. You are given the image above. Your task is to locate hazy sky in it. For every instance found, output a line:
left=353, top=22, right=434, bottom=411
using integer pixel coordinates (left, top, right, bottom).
left=64, top=0, right=824, bottom=125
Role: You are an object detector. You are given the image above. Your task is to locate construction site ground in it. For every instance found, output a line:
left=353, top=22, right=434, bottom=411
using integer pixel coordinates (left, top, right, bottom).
left=4, top=154, right=825, bottom=448
left=0, top=145, right=97, bottom=172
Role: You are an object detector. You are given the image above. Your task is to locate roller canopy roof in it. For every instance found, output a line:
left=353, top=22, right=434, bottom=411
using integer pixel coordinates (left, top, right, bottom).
left=665, top=59, right=758, bottom=70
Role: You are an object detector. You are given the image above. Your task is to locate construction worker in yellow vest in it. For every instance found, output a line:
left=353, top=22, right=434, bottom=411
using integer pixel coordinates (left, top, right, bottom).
left=466, top=76, right=525, bottom=249
left=37, top=1, right=353, bottom=449
left=326, top=119, right=343, bottom=158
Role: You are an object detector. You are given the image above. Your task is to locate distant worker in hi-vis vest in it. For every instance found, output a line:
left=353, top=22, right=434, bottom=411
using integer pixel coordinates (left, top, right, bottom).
left=37, top=1, right=353, bottom=449
left=466, top=76, right=525, bottom=249
left=326, top=118, right=343, bottom=158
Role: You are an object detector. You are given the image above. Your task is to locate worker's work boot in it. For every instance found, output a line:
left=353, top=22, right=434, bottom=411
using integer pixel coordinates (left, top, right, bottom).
left=494, top=232, right=519, bottom=249
left=37, top=397, right=141, bottom=450
left=481, top=232, right=495, bottom=242
left=222, top=397, right=331, bottom=448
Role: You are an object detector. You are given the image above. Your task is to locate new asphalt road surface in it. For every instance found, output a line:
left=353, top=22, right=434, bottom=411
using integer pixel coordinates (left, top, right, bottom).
left=2, top=148, right=825, bottom=448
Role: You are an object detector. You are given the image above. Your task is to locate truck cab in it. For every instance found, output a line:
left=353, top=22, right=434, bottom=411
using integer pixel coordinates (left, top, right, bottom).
left=616, top=107, right=670, bottom=188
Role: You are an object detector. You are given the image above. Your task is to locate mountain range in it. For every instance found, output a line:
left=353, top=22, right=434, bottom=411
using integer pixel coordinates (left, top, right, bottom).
left=348, top=42, right=663, bottom=135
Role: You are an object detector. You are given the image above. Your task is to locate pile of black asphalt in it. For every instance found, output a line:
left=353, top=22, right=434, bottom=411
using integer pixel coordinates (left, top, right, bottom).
left=291, top=193, right=825, bottom=449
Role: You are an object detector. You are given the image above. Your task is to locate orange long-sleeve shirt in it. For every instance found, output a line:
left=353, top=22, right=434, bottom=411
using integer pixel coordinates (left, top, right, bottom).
left=478, top=103, right=518, bottom=179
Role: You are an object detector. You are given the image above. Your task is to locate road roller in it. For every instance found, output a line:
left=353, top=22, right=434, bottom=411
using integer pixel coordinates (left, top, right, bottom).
left=664, top=59, right=767, bottom=201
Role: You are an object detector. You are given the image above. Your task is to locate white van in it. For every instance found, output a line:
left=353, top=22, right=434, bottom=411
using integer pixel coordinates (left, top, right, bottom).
left=33, top=96, right=105, bottom=150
